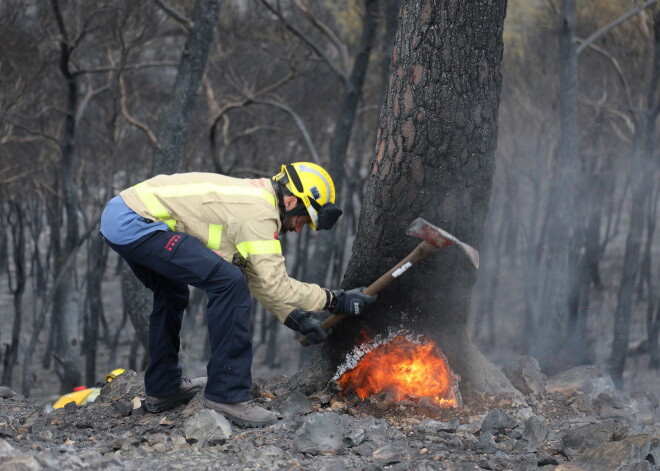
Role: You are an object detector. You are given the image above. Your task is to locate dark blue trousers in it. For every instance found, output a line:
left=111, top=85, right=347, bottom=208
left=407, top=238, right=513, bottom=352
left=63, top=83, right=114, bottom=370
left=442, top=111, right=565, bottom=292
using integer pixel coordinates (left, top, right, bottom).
left=106, top=230, right=253, bottom=403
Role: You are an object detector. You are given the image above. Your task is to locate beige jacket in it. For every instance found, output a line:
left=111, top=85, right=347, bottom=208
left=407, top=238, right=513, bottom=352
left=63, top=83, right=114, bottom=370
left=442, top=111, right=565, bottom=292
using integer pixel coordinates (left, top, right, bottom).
left=120, top=173, right=328, bottom=321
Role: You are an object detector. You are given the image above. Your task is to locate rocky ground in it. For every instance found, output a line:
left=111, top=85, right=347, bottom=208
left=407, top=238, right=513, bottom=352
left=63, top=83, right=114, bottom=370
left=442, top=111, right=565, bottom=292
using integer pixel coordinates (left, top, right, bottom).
left=0, top=360, right=658, bottom=471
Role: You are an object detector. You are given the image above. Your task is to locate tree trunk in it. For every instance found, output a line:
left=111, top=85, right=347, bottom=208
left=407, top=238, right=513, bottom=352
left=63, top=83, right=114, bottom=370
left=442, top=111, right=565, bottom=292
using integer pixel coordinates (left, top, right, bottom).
left=531, top=0, right=578, bottom=372
left=83, top=233, right=108, bottom=386
left=50, top=0, right=82, bottom=393
left=2, top=202, right=26, bottom=387
left=608, top=5, right=660, bottom=387
left=126, top=0, right=223, bottom=349
left=153, top=0, right=223, bottom=176
left=305, top=0, right=379, bottom=287
left=289, top=0, right=514, bottom=400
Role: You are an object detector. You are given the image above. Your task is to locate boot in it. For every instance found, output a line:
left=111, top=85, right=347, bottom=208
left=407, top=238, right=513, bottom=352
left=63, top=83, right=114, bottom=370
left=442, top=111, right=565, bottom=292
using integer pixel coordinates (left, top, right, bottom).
left=145, top=377, right=207, bottom=413
left=202, top=397, right=278, bottom=427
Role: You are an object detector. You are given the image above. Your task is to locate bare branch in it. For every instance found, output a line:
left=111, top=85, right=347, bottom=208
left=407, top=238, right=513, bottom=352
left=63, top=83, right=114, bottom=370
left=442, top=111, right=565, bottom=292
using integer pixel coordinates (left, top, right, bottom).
left=74, top=61, right=179, bottom=75
left=0, top=170, right=32, bottom=185
left=119, top=75, right=159, bottom=147
left=582, top=41, right=636, bottom=118
left=227, top=124, right=279, bottom=147
left=257, top=68, right=297, bottom=96
left=257, top=0, right=348, bottom=87
left=578, top=96, right=635, bottom=135
left=208, top=68, right=297, bottom=132
left=292, top=0, right=349, bottom=71
left=154, top=0, right=193, bottom=31
left=0, top=120, right=60, bottom=147
left=75, top=75, right=111, bottom=122
left=577, top=0, right=659, bottom=55
left=247, top=97, right=320, bottom=163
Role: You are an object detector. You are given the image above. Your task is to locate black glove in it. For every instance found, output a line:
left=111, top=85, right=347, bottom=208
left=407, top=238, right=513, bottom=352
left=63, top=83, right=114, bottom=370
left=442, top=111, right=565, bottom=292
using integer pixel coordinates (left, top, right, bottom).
left=329, top=287, right=377, bottom=316
left=284, top=308, right=329, bottom=344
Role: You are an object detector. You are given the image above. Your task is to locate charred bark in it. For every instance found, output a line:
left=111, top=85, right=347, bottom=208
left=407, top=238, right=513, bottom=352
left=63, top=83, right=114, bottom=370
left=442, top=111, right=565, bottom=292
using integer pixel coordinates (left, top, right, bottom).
left=288, top=0, right=514, bottom=400
left=83, top=233, right=108, bottom=387
left=608, top=5, right=660, bottom=387
left=2, top=202, right=26, bottom=387
left=530, top=0, right=578, bottom=373
left=304, top=0, right=380, bottom=288
left=153, top=0, right=223, bottom=175
left=50, top=0, right=82, bottom=393
left=125, top=0, right=223, bottom=349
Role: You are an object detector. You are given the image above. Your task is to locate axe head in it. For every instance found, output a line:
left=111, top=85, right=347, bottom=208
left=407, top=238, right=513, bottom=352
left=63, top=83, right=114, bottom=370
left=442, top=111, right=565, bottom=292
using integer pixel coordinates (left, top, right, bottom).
left=406, top=217, right=480, bottom=268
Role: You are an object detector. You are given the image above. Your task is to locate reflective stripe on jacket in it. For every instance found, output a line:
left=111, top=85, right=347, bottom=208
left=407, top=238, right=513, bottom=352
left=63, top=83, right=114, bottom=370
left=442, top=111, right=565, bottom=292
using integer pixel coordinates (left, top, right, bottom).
left=120, top=173, right=327, bottom=321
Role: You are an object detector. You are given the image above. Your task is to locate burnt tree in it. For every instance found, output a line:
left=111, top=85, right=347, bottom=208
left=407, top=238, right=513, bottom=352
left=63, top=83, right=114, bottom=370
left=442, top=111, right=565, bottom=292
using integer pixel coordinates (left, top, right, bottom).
left=288, top=0, right=514, bottom=398
left=123, top=0, right=223, bottom=350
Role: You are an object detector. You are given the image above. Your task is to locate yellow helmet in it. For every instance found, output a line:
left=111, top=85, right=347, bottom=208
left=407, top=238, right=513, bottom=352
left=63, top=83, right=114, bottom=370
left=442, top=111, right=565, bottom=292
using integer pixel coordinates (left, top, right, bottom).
left=273, top=162, right=341, bottom=230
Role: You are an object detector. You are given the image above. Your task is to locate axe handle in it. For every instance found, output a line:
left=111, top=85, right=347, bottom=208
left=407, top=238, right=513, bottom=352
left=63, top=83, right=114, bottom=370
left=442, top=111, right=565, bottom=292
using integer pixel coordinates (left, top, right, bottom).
left=299, top=240, right=438, bottom=346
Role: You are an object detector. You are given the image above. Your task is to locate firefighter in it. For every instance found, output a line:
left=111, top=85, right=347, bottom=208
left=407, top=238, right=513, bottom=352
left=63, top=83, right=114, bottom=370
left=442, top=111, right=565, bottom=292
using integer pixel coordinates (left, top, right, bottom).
left=99, top=163, right=376, bottom=427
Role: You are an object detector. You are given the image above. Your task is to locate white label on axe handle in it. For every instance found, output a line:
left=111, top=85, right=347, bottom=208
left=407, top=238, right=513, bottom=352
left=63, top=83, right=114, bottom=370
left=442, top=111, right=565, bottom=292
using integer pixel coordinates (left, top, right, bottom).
left=392, top=262, right=413, bottom=278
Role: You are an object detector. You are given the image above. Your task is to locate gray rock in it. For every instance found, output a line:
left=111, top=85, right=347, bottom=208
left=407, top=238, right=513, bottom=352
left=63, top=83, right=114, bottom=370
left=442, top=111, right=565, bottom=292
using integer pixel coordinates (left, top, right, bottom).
left=343, top=427, right=366, bottom=447
left=561, top=420, right=629, bottom=453
left=293, top=412, right=344, bottom=455
left=99, top=370, right=143, bottom=402
left=416, top=417, right=460, bottom=434
left=111, top=400, right=133, bottom=417
left=170, top=434, right=189, bottom=450
left=443, top=464, right=482, bottom=470
left=547, top=365, right=615, bottom=399
left=0, top=438, right=15, bottom=457
left=0, top=388, right=17, bottom=399
left=473, top=433, right=498, bottom=454
left=522, top=415, right=549, bottom=444
left=559, top=434, right=659, bottom=471
left=0, top=455, right=42, bottom=471
left=270, top=390, right=313, bottom=417
left=629, top=392, right=659, bottom=425
left=318, top=459, right=346, bottom=471
left=460, top=416, right=483, bottom=434
left=63, top=401, right=78, bottom=415
left=77, top=448, right=103, bottom=463
left=147, top=433, right=168, bottom=446
left=627, top=462, right=654, bottom=471
left=61, top=453, right=85, bottom=468
left=515, top=406, right=535, bottom=421
left=594, top=390, right=636, bottom=419
left=352, top=441, right=375, bottom=457
left=372, top=443, right=408, bottom=464
left=480, top=408, right=518, bottom=435
left=183, top=409, right=232, bottom=447
left=502, top=356, right=547, bottom=398
left=120, top=437, right=141, bottom=450
left=447, top=436, right=464, bottom=448
left=240, top=444, right=288, bottom=467
left=360, top=417, right=392, bottom=445
left=594, top=390, right=659, bottom=426
left=34, top=452, right=60, bottom=469
left=536, top=449, right=559, bottom=466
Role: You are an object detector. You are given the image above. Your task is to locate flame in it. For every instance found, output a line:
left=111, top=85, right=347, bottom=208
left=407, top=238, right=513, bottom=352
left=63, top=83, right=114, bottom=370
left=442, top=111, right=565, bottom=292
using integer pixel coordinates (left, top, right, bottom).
left=338, top=335, right=460, bottom=408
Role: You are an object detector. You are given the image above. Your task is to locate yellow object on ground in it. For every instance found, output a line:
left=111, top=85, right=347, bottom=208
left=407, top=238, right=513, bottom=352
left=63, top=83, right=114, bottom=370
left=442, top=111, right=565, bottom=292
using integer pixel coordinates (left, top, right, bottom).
left=52, top=386, right=99, bottom=409
left=105, top=368, right=126, bottom=382
left=52, top=369, right=126, bottom=409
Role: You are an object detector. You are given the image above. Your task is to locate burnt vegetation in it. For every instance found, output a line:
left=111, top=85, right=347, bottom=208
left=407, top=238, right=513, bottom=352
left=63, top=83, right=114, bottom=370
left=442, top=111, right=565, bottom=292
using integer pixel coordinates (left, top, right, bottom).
left=1, top=0, right=660, bottom=469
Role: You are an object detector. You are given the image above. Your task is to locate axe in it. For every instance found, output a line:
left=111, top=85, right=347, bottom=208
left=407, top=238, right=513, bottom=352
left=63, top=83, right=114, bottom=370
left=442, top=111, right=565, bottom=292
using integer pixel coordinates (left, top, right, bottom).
left=299, top=217, right=480, bottom=346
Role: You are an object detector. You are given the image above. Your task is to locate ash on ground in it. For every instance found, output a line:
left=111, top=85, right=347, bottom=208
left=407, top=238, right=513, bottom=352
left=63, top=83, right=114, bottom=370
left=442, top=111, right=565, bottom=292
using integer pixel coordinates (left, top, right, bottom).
left=2, top=359, right=658, bottom=470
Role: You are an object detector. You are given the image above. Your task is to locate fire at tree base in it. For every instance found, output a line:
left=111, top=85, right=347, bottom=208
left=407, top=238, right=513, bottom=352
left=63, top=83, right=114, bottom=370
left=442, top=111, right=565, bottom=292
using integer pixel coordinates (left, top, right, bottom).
left=333, top=330, right=462, bottom=409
